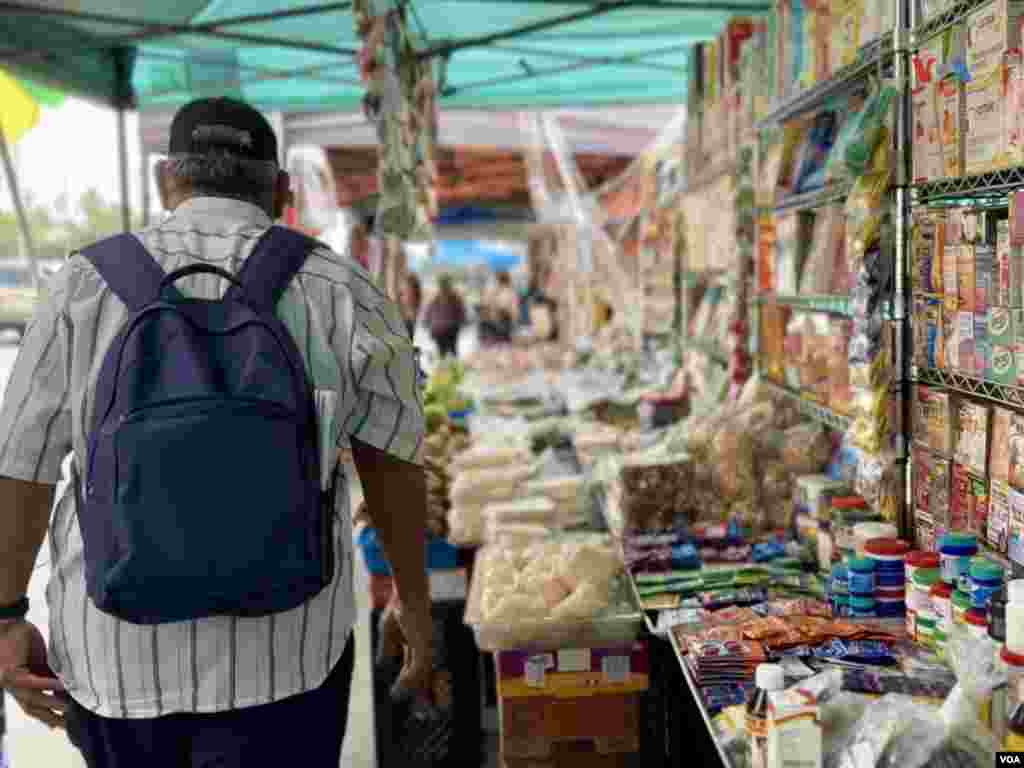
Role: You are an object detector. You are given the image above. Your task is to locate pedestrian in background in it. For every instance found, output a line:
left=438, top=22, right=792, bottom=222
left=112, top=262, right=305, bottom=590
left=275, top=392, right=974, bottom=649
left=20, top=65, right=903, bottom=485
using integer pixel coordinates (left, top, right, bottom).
left=424, top=274, right=466, bottom=357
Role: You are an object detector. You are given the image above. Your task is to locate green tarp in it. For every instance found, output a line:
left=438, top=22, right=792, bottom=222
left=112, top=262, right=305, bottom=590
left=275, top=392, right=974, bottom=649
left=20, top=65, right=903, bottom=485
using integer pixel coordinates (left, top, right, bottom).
left=0, top=1, right=767, bottom=111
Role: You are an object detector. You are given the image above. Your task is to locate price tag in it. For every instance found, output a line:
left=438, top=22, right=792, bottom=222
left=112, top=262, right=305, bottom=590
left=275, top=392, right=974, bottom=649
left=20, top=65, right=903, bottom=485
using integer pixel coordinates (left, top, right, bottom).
left=557, top=649, right=591, bottom=673
left=526, top=654, right=553, bottom=687
left=601, top=655, right=630, bottom=684
left=429, top=569, right=467, bottom=602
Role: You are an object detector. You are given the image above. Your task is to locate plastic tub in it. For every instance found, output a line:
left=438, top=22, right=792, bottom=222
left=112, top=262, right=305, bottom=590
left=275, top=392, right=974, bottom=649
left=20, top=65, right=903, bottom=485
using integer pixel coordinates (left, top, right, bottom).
left=952, top=589, right=972, bottom=626
left=875, top=597, right=905, bottom=618
left=905, top=551, right=940, bottom=584
left=874, top=585, right=905, bottom=600
left=864, top=538, right=910, bottom=569
left=969, top=559, right=1003, bottom=610
left=849, top=595, right=877, bottom=618
left=464, top=535, right=643, bottom=652
left=831, top=563, right=849, bottom=595
left=853, top=522, right=898, bottom=557
left=963, top=610, right=988, bottom=639
left=916, top=611, right=937, bottom=650
left=847, top=557, right=877, bottom=596
left=939, top=534, right=978, bottom=585
left=990, top=588, right=1009, bottom=642
left=832, top=593, right=850, bottom=619
left=930, top=581, right=953, bottom=633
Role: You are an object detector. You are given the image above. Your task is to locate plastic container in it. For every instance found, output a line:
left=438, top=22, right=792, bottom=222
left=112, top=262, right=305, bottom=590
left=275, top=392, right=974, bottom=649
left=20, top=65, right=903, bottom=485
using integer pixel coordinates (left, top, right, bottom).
left=831, top=497, right=877, bottom=559
left=850, top=595, right=877, bottom=618
left=905, top=550, right=941, bottom=584
left=748, top=664, right=786, bottom=768
left=952, top=589, right=972, bottom=626
left=874, top=585, right=905, bottom=600
left=875, top=597, right=905, bottom=618
left=930, top=581, right=954, bottom=633
left=964, top=610, right=989, bottom=639
left=934, top=628, right=948, bottom=659
left=830, top=563, right=849, bottom=595
left=939, top=534, right=978, bottom=585
left=991, top=587, right=1009, bottom=642
left=464, top=536, right=643, bottom=651
left=916, top=611, right=938, bottom=650
left=969, top=559, right=1003, bottom=610
left=864, top=538, right=910, bottom=570
left=853, top=522, right=899, bottom=557
left=847, top=557, right=877, bottom=596
left=831, top=592, right=850, bottom=619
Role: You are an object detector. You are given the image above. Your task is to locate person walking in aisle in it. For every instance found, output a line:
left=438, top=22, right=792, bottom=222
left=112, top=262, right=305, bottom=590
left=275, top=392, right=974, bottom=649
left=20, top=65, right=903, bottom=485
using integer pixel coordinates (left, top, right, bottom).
left=399, top=272, right=423, bottom=338
left=423, top=274, right=466, bottom=357
left=0, top=97, right=432, bottom=768
left=479, top=269, right=518, bottom=344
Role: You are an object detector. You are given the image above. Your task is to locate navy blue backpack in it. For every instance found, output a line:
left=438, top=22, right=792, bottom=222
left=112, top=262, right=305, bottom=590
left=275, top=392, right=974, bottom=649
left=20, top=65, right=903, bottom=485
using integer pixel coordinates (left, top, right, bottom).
left=78, top=226, right=335, bottom=624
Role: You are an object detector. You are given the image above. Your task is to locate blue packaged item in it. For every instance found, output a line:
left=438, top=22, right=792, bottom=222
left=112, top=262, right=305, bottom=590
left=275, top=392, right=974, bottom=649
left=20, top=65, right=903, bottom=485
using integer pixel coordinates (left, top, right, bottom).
left=78, top=227, right=334, bottom=625
left=359, top=527, right=458, bottom=576
left=969, top=560, right=1003, bottom=610
left=940, top=534, right=978, bottom=585
left=670, top=543, right=702, bottom=571
left=831, top=564, right=849, bottom=595
left=813, top=639, right=896, bottom=666
left=847, top=558, right=877, bottom=596
left=874, top=570, right=906, bottom=589
left=875, top=599, right=906, bottom=618
left=752, top=541, right=786, bottom=562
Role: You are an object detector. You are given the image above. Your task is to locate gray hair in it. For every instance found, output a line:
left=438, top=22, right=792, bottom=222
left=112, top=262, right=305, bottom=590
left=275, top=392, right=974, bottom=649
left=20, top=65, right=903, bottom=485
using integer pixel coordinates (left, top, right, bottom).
left=164, top=150, right=279, bottom=205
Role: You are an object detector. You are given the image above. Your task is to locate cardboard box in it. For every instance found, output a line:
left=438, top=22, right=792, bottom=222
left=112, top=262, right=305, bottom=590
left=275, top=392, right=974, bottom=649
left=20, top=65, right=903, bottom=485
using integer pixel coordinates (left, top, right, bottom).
left=990, top=479, right=1012, bottom=553
left=499, top=692, right=641, bottom=759
left=830, top=0, right=861, bottom=72
left=992, top=407, right=1014, bottom=483
left=916, top=509, right=937, bottom=552
left=1009, top=411, right=1024, bottom=489
left=914, top=444, right=953, bottom=523
left=991, top=342, right=1020, bottom=383
left=976, top=312, right=992, bottom=376
left=495, top=645, right=650, bottom=699
left=914, top=296, right=945, bottom=369
left=965, top=65, right=1006, bottom=175
left=914, top=86, right=943, bottom=183
left=914, top=384, right=956, bottom=455
left=943, top=298, right=960, bottom=369
left=1006, top=51, right=1024, bottom=166
left=965, top=0, right=1024, bottom=75
left=939, top=76, right=965, bottom=178
left=957, top=310, right=976, bottom=374
left=951, top=463, right=990, bottom=536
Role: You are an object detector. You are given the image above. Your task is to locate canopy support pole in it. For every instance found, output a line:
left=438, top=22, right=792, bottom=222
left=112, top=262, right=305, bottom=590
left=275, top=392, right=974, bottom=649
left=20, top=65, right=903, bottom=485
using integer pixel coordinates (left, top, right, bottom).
left=0, top=128, right=39, bottom=286
left=115, top=48, right=131, bottom=232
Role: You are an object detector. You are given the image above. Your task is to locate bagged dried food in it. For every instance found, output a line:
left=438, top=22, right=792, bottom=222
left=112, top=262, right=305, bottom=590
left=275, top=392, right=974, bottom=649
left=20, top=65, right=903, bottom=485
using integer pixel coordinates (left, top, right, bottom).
left=449, top=465, right=532, bottom=505
left=710, top=427, right=757, bottom=499
left=450, top=443, right=529, bottom=473
left=780, top=422, right=833, bottom=474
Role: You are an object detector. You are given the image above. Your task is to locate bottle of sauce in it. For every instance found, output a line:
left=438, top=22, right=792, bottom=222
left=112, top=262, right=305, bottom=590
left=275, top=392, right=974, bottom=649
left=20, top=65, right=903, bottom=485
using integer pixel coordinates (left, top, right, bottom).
left=748, top=663, right=785, bottom=768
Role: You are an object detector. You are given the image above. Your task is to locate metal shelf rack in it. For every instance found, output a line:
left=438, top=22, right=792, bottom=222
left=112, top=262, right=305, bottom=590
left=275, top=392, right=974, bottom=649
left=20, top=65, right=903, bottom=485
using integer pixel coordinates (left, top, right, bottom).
left=770, top=180, right=853, bottom=214
left=763, top=380, right=852, bottom=431
left=912, top=0, right=989, bottom=42
left=754, top=294, right=853, bottom=316
left=912, top=166, right=1024, bottom=204
left=914, top=366, right=1024, bottom=411
left=756, top=33, right=893, bottom=128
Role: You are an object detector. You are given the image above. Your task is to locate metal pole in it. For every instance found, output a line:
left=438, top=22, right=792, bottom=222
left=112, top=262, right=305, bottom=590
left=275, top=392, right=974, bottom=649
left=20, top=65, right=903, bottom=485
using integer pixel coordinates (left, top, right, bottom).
left=0, top=128, right=39, bottom=288
left=140, top=152, right=151, bottom=226
left=115, top=48, right=132, bottom=233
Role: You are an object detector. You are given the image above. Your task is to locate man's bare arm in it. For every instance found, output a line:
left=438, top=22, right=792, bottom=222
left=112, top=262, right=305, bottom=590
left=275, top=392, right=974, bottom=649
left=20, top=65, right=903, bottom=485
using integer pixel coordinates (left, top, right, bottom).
left=0, top=477, right=54, bottom=606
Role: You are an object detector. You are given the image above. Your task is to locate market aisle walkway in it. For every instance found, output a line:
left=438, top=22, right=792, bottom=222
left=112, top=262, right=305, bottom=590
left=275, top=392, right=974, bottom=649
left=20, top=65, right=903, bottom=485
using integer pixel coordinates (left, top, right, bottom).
left=0, top=342, right=376, bottom=768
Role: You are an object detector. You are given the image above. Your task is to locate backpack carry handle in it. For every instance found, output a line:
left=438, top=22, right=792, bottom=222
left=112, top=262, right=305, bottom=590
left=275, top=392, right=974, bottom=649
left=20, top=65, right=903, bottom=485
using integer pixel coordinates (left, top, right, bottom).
left=160, top=264, right=244, bottom=295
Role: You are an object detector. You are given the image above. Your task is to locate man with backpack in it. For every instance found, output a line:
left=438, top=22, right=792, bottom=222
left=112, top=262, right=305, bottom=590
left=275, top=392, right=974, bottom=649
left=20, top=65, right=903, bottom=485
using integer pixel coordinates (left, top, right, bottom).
left=0, top=97, right=431, bottom=767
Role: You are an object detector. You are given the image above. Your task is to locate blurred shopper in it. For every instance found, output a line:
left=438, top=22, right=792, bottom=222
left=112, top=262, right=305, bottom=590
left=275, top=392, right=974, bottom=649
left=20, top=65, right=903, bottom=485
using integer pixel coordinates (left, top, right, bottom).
left=479, top=269, right=518, bottom=344
left=399, top=272, right=423, bottom=337
left=0, top=97, right=432, bottom=768
left=424, top=274, right=466, bottom=357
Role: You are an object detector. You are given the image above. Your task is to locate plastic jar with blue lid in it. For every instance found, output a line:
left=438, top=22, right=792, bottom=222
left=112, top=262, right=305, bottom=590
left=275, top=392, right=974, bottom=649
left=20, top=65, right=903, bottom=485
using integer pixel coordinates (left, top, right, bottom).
left=939, top=534, right=978, bottom=585
left=875, top=596, right=906, bottom=618
left=831, top=593, right=850, bottom=618
left=831, top=563, right=849, bottom=594
left=850, top=595, right=877, bottom=618
left=847, top=557, right=877, bottom=595
left=969, top=559, right=1003, bottom=610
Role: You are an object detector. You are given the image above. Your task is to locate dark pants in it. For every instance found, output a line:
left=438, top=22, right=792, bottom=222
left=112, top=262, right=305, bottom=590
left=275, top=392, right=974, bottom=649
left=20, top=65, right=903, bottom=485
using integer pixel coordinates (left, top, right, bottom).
left=66, top=637, right=355, bottom=768
left=432, top=330, right=459, bottom=357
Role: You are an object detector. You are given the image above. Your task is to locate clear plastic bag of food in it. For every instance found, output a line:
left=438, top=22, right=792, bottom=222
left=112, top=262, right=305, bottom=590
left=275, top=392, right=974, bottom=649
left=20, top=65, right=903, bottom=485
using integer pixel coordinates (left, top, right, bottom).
left=780, top=422, right=833, bottom=474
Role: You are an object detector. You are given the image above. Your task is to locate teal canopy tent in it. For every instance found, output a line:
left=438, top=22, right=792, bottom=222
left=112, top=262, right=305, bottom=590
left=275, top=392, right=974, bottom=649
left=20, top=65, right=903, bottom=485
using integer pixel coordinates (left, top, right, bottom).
left=0, top=1, right=768, bottom=111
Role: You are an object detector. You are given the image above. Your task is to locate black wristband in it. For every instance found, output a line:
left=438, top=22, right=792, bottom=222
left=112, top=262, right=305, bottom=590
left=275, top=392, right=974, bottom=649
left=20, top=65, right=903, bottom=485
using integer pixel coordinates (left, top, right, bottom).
left=0, top=596, right=29, bottom=620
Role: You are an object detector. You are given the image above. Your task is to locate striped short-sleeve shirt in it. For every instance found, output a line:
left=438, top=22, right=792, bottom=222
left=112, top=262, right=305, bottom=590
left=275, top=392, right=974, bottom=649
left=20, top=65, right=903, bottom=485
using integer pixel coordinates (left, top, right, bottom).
left=0, top=196, right=425, bottom=718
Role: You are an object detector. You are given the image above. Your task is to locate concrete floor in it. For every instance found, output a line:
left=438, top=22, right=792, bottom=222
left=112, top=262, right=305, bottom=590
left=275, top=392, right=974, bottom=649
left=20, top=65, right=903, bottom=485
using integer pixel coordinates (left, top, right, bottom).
left=0, top=343, right=377, bottom=768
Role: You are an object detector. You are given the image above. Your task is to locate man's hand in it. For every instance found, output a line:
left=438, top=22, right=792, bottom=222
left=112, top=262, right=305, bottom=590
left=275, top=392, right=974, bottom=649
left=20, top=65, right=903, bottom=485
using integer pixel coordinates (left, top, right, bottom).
left=377, top=594, right=433, bottom=703
left=0, top=620, right=67, bottom=729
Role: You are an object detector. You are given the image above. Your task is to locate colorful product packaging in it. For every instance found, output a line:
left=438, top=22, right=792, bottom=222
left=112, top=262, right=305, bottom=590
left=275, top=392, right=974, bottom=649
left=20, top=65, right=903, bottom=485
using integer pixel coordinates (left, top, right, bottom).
left=959, top=245, right=977, bottom=312
left=957, top=310, right=976, bottom=375
left=997, top=220, right=1024, bottom=307
left=917, top=509, right=938, bottom=552
left=976, top=312, right=992, bottom=377
left=943, top=298, right=960, bottom=370
left=955, top=399, right=992, bottom=476
left=830, top=0, right=861, bottom=72
left=1008, top=487, right=1024, bottom=565
left=951, top=462, right=990, bottom=535
left=914, top=385, right=955, bottom=455
left=913, top=83, right=943, bottom=183
left=939, top=76, right=965, bottom=178
left=1008, top=411, right=1024, bottom=489
left=914, top=445, right=953, bottom=524
left=990, top=479, right=1011, bottom=553
left=976, top=243, right=995, bottom=312
left=1006, top=50, right=1024, bottom=166
left=965, top=65, right=1007, bottom=175
left=965, top=0, right=1024, bottom=75
left=992, top=407, right=1014, bottom=484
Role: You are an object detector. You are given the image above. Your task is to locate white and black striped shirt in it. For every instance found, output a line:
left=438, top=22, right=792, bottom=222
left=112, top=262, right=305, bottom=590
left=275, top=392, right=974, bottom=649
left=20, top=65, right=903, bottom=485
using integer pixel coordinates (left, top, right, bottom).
left=0, top=197, right=424, bottom=718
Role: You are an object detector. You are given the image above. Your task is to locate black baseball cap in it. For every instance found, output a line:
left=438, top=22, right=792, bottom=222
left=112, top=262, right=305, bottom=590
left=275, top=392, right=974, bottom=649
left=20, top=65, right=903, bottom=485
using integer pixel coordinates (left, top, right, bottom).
left=168, top=97, right=278, bottom=164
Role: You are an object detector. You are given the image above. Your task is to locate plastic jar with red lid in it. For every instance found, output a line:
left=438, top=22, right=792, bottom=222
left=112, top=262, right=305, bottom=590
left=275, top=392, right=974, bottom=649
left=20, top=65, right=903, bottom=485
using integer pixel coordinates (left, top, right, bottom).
left=964, top=609, right=989, bottom=639
left=905, top=551, right=940, bottom=584
left=865, top=538, right=910, bottom=589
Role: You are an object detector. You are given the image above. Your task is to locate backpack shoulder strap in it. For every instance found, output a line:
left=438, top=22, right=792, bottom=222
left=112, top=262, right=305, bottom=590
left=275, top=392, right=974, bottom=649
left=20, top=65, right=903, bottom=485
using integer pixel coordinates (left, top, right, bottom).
left=230, top=226, right=319, bottom=313
left=79, top=233, right=167, bottom=312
